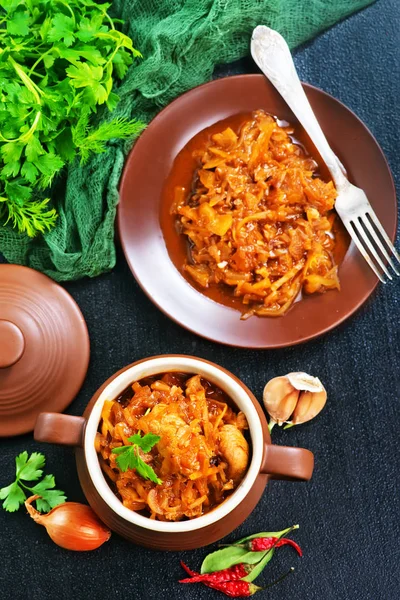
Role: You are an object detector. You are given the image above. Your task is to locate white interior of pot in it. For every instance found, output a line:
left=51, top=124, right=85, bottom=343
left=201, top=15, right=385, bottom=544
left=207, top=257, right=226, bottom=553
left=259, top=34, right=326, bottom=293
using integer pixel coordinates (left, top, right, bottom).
left=84, top=356, right=264, bottom=533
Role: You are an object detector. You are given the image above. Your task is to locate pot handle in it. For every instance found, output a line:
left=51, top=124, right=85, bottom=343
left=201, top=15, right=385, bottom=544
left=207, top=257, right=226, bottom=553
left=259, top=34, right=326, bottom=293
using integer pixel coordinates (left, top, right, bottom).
left=34, top=413, right=86, bottom=447
left=261, top=444, right=314, bottom=481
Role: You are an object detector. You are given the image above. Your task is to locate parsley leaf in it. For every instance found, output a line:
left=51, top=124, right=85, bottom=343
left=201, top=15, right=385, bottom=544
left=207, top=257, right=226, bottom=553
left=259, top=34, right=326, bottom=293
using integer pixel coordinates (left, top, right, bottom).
left=34, top=153, right=64, bottom=181
left=31, top=475, right=67, bottom=512
left=0, top=452, right=66, bottom=513
left=0, top=482, right=26, bottom=512
left=16, top=451, right=45, bottom=481
left=21, top=161, right=39, bottom=183
left=128, top=432, right=162, bottom=453
left=0, top=0, right=143, bottom=236
left=48, top=14, right=75, bottom=47
left=134, top=458, right=163, bottom=485
left=66, top=63, right=103, bottom=88
left=1, top=142, right=24, bottom=164
left=6, top=10, right=30, bottom=37
left=76, top=16, right=100, bottom=43
left=58, top=45, right=105, bottom=67
left=112, top=433, right=162, bottom=484
left=112, top=49, right=133, bottom=79
left=5, top=181, right=32, bottom=204
left=25, top=137, right=44, bottom=162
left=1, top=161, right=20, bottom=178
left=111, top=445, right=136, bottom=473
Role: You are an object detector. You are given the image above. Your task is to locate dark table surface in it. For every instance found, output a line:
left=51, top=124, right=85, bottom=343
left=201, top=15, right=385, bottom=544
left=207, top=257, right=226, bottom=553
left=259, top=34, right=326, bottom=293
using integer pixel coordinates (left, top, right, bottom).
left=1, top=1, right=399, bottom=599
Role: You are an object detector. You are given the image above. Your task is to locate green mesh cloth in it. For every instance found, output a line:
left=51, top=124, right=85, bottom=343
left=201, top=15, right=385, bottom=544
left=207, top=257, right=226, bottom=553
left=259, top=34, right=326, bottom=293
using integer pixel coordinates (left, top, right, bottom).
left=0, top=0, right=374, bottom=281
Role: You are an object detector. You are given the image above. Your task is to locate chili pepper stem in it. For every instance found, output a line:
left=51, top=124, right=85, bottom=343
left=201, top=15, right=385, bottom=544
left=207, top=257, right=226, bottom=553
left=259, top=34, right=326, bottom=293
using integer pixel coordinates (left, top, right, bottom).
left=262, top=567, right=294, bottom=590
left=268, top=418, right=277, bottom=433
left=280, top=524, right=298, bottom=535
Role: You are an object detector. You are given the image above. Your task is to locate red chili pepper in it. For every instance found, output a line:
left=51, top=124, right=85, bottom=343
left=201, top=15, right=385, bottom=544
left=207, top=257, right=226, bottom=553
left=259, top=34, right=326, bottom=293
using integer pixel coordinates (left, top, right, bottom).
left=208, top=567, right=294, bottom=597
left=180, top=561, right=198, bottom=577
left=180, top=561, right=294, bottom=598
left=247, top=536, right=278, bottom=551
left=276, top=538, right=303, bottom=556
left=180, top=562, right=250, bottom=584
left=206, top=581, right=262, bottom=597
left=233, top=536, right=302, bottom=556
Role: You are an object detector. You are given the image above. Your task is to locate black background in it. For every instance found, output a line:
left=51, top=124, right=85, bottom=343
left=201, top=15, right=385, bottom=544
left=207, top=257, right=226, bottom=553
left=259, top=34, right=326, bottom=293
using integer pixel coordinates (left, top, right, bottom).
left=1, top=1, right=399, bottom=599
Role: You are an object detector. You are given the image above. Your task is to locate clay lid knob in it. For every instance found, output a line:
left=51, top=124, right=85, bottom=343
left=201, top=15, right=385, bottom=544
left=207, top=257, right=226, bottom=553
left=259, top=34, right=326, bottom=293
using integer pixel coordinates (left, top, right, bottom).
left=0, top=320, right=25, bottom=368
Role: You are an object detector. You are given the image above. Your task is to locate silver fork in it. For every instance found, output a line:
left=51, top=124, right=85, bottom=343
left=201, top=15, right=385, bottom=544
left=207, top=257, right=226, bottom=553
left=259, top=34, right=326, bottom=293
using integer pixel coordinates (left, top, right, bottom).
left=251, top=25, right=400, bottom=283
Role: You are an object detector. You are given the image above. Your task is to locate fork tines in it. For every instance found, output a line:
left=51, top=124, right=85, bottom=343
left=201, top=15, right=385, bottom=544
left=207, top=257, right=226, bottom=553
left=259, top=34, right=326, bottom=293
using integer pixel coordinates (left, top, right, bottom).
left=347, top=210, right=400, bottom=283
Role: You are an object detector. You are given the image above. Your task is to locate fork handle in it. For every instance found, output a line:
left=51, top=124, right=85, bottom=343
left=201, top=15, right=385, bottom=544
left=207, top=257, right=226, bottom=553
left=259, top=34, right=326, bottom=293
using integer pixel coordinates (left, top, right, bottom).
left=251, top=26, right=349, bottom=193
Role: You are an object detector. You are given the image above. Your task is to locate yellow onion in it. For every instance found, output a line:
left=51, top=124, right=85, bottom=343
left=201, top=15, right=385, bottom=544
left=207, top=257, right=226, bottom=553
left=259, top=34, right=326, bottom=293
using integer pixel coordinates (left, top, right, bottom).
left=25, top=495, right=111, bottom=551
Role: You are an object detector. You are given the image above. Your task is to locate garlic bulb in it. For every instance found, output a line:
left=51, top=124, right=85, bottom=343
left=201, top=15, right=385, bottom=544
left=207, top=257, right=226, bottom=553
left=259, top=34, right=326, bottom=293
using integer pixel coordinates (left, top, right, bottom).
left=263, top=372, right=327, bottom=431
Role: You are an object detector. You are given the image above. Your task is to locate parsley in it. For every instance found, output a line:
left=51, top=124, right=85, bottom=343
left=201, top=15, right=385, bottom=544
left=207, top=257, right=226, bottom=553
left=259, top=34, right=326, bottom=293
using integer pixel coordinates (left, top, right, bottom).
left=112, top=433, right=162, bottom=485
left=0, top=1, right=144, bottom=236
left=0, top=451, right=66, bottom=513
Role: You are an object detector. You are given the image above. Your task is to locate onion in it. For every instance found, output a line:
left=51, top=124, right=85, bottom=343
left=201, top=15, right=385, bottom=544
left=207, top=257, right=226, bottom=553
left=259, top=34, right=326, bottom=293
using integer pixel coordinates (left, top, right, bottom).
left=25, top=495, right=111, bottom=551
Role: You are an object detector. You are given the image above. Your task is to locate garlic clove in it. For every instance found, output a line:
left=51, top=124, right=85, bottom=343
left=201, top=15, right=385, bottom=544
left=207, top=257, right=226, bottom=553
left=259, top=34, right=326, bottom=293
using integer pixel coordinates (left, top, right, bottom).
left=286, top=372, right=325, bottom=393
left=263, top=372, right=327, bottom=430
left=263, top=376, right=300, bottom=425
left=293, top=390, right=313, bottom=421
left=292, top=389, right=327, bottom=425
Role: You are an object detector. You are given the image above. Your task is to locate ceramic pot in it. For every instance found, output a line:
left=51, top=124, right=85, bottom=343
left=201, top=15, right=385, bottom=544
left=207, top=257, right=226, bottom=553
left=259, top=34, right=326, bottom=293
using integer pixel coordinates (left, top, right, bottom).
left=34, top=355, right=314, bottom=550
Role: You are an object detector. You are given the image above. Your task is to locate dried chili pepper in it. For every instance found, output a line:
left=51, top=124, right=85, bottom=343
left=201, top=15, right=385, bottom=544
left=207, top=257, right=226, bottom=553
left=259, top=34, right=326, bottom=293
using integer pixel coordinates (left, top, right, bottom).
left=207, top=581, right=262, bottom=597
left=180, top=561, right=294, bottom=598
left=180, top=561, right=198, bottom=577
left=208, top=568, right=294, bottom=597
left=180, top=562, right=250, bottom=584
left=180, top=563, right=260, bottom=597
left=230, top=536, right=302, bottom=556
left=275, top=538, right=302, bottom=556
left=245, top=537, right=278, bottom=552
left=248, top=537, right=302, bottom=556
left=179, top=526, right=300, bottom=597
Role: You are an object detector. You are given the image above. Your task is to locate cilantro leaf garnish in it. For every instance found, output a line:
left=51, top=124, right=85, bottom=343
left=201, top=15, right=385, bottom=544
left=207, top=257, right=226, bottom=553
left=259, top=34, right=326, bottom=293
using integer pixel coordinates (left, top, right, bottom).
left=112, top=433, right=162, bottom=485
left=0, top=452, right=66, bottom=513
left=0, top=1, right=144, bottom=236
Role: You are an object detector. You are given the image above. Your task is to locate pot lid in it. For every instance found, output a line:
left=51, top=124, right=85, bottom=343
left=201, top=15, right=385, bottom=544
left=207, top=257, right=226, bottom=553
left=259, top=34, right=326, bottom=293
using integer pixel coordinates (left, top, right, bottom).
left=0, top=264, right=90, bottom=437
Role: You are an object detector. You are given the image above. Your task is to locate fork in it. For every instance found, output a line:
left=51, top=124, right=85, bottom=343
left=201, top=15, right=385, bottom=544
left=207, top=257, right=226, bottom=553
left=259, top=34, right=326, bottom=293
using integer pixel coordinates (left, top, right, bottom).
left=251, top=25, right=400, bottom=283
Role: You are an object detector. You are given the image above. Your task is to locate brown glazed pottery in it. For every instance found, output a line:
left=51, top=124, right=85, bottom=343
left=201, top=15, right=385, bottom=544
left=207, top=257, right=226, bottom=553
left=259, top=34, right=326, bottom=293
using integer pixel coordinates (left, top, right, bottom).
left=0, top=264, right=90, bottom=436
left=118, top=74, right=397, bottom=348
left=34, top=355, right=314, bottom=551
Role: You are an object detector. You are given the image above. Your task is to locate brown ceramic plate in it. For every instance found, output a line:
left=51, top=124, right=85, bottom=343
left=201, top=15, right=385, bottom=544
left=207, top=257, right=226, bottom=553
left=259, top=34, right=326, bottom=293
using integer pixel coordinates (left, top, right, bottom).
left=118, top=74, right=397, bottom=348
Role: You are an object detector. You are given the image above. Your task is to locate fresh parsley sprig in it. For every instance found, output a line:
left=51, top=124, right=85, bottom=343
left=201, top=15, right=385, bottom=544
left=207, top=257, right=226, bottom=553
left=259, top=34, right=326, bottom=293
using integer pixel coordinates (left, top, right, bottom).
left=112, top=433, right=162, bottom=485
left=0, top=0, right=144, bottom=236
left=0, top=451, right=66, bottom=513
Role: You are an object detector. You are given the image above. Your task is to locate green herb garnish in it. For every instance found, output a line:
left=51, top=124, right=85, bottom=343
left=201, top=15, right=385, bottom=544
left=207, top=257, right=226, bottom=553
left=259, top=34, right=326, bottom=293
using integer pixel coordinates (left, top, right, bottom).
left=112, top=433, right=162, bottom=484
left=0, top=451, right=66, bottom=513
left=0, top=0, right=144, bottom=236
